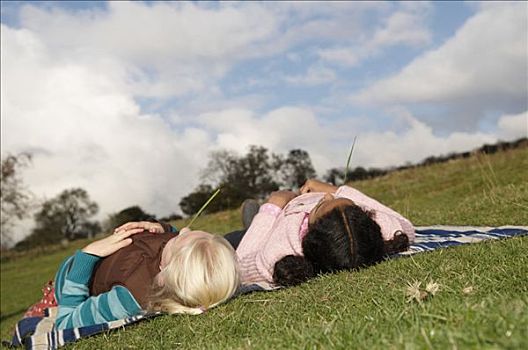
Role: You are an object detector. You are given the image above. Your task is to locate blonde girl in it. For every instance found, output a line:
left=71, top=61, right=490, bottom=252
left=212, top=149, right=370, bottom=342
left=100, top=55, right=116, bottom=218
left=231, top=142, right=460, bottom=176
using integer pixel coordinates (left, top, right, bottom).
left=44, top=222, right=240, bottom=329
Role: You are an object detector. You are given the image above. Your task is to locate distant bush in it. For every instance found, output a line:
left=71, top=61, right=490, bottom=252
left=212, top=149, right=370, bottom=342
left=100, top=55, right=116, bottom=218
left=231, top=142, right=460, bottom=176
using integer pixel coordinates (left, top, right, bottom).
left=104, top=205, right=156, bottom=231
left=159, top=213, right=183, bottom=222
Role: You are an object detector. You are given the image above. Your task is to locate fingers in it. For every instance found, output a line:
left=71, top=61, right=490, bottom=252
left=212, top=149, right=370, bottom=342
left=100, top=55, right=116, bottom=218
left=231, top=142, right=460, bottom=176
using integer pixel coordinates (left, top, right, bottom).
left=114, top=222, right=133, bottom=232
left=82, top=231, right=137, bottom=257
left=115, top=227, right=143, bottom=239
left=115, top=222, right=164, bottom=235
left=114, top=227, right=144, bottom=235
left=114, top=221, right=144, bottom=232
left=149, top=227, right=162, bottom=233
left=117, top=238, right=133, bottom=249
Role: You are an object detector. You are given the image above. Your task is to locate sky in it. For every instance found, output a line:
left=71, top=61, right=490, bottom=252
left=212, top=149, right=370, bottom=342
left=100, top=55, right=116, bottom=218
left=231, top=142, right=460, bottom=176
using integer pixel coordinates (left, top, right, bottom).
left=1, top=1, right=527, bottom=242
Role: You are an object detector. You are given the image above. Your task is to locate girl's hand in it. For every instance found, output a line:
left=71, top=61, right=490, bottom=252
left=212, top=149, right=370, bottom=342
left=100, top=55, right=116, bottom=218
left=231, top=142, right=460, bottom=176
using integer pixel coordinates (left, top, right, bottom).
left=82, top=230, right=139, bottom=257
left=300, top=179, right=338, bottom=194
left=267, top=190, right=298, bottom=209
left=114, top=221, right=164, bottom=235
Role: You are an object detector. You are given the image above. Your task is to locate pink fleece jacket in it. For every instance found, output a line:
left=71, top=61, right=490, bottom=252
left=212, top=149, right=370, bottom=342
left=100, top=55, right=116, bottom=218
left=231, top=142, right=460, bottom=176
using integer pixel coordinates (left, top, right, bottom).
left=235, top=186, right=415, bottom=286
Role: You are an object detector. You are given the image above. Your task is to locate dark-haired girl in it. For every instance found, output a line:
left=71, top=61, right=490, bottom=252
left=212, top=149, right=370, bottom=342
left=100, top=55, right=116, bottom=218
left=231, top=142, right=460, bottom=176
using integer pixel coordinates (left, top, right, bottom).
left=235, top=179, right=415, bottom=288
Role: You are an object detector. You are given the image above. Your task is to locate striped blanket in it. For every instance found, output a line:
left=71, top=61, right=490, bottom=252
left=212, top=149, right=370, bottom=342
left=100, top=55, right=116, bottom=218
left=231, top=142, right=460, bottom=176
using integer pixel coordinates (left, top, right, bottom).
left=8, top=225, right=527, bottom=349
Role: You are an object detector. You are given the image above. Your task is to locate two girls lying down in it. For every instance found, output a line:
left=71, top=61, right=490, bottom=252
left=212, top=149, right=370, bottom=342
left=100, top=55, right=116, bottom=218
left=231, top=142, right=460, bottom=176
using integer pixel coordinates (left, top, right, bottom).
left=23, top=179, right=413, bottom=329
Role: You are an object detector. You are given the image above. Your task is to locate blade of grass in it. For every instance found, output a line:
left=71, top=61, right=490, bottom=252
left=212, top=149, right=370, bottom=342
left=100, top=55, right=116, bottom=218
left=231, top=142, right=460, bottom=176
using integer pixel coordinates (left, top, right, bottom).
left=187, top=188, right=221, bottom=228
left=343, top=136, right=357, bottom=185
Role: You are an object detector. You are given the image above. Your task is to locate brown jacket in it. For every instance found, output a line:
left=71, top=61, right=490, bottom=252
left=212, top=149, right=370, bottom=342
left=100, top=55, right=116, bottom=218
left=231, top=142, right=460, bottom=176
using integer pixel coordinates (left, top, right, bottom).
left=89, top=231, right=176, bottom=308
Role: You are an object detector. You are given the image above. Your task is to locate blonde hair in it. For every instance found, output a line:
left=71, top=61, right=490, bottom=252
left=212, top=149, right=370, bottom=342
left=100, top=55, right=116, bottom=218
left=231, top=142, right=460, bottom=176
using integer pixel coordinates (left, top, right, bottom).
left=147, top=234, right=240, bottom=315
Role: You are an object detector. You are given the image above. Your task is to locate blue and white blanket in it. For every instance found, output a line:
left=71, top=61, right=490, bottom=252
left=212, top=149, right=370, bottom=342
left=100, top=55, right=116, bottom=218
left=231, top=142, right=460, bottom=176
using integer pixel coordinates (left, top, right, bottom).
left=8, top=225, right=527, bottom=349
left=397, top=225, right=527, bottom=255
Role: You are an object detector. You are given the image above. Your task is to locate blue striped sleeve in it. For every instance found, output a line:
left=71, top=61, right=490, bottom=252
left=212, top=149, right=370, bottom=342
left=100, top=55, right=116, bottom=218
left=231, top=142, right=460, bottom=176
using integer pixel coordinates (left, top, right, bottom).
left=159, top=221, right=178, bottom=233
left=55, top=250, right=142, bottom=330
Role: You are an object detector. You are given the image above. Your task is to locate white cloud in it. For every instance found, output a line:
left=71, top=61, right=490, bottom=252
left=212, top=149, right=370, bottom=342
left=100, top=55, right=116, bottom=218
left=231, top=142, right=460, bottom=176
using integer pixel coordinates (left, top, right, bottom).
left=264, top=2, right=386, bottom=50
left=7, top=1, right=435, bottom=100
left=191, top=106, right=347, bottom=175
left=20, top=2, right=278, bottom=61
left=195, top=107, right=328, bottom=151
left=349, top=108, right=497, bottom=168
left=10, top=2, right=404, bottom=99
left=497, top=111, right=528, bottom=140
left=317, top=2, right=432, bottom=67
left=14, top=2, right=280, bottom=98
left=191, top=105, right=507, bottom=174
left=317, top=47, right=361, bottom=67
left=354, top=2, right=527, bottom=110
left=1, top=25, right=215, bottom=239
left=369, top=1, right=432, bottom=49
left=284, top=65, right=337, bottom=86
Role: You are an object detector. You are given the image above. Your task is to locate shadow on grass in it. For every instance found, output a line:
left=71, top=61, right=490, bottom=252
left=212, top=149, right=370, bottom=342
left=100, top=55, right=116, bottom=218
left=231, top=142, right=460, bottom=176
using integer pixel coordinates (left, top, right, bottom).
left=0, top=309, right=25, bottom=323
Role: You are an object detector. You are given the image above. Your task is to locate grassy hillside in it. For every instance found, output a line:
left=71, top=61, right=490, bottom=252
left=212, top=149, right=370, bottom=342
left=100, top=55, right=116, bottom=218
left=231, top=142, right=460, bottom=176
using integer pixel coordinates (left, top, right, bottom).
left=1, top=147, right=527, bottom=349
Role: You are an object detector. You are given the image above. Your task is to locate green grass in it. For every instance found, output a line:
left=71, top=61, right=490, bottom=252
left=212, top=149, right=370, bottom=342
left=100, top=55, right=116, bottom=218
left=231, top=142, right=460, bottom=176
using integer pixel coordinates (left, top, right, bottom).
left=353, top=149, right=528, bottom=226
left=1, top=147, right=527, bottom=349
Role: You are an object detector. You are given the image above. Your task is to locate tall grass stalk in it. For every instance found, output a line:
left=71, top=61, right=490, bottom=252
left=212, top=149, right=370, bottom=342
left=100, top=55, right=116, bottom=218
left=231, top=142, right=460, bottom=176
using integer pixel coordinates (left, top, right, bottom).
left=343, top=136, right=357, bottom=185
left=187, top=188, right=221, bottom=228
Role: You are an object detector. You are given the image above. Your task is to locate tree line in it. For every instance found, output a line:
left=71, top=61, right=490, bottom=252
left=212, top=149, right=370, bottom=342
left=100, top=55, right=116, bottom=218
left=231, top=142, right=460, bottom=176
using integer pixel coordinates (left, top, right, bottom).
left=0, top=154, right=181, bottom=250
left=179, top=137, right=528, bottom=214
left=179, top=146, right=316, bottom=215
left=2, top=137, right=526, bottom=250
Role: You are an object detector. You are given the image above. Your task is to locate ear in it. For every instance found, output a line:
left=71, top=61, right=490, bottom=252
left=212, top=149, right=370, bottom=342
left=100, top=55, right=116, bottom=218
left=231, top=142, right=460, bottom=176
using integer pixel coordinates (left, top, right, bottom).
left=156, top=271, right=165, bottom=287
left=364, top=209, right=376, bottom=219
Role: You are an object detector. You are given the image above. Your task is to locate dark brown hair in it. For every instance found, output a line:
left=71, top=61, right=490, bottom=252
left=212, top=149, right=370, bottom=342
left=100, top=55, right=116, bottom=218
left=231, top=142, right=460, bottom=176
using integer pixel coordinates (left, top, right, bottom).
left=273, top=205, right=386, bottom=287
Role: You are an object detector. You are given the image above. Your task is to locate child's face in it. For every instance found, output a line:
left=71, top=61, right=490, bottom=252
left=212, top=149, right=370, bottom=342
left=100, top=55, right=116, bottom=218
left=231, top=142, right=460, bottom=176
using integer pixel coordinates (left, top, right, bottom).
left=159, top=228, right=212, bottom=270
left=309, top=193, right=355, bottom=225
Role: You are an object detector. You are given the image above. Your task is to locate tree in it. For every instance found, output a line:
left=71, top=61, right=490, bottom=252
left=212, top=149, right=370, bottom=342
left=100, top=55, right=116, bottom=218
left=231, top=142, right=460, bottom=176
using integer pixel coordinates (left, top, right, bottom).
left=32, top=188, right=99, bottom=242
left=201, top=150, right=238, bottom=186
left=180, top=184, right=216, bottom=216
left=230, top=145, right=279, bottom=200
left=105, top=205, right=156, bottom=231
left=183, top=146, right=319, bottom=215
left=348, top=166, right=369, bottom=181
left=274, top=149, right=317, bottom=189
left=324, top=167, right=345, bottom=185
left=1, top=152, right=34, bottom=249
left=324, top=166, right=387, bottom=185
left=200, top=145, right=280, bottom=210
